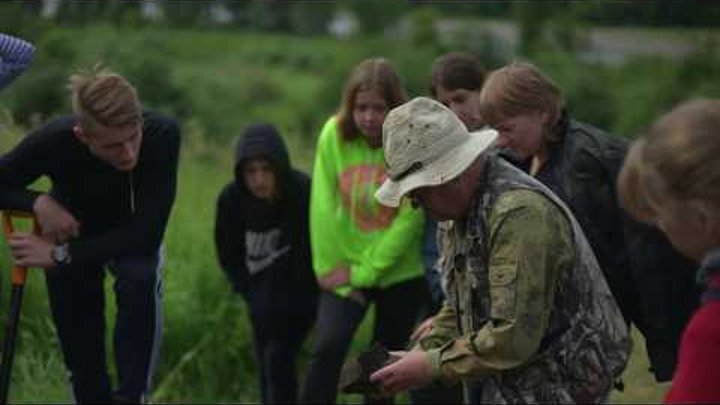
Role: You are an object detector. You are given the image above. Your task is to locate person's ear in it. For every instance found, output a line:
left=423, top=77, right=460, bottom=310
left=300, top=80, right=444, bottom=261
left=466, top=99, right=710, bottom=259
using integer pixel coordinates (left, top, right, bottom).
left=539, top=111, right=551, bottom=126
left=73, top=125, right=91, bottom=146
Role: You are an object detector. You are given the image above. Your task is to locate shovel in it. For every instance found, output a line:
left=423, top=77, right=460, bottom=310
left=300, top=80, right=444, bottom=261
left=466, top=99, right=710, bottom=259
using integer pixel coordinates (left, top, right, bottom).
left=0, top=211, right=37, bottom=405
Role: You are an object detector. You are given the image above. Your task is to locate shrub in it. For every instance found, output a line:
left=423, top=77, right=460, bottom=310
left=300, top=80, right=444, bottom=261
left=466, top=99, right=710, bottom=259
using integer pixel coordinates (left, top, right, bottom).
left=97, top=36, right=191, bottom=120
left=5, top=31, right=77, bottom=126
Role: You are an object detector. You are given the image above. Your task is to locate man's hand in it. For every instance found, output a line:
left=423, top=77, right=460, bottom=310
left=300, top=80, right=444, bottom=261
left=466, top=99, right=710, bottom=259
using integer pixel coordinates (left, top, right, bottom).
left=8, top=232, right=54, bottom=268
left=318, top=265, right=351, bottom=291
left=369, top=349, right=432, bottom=395
left=410, top=316, right=435, bottom=341
left=33, top=194, right=80, bottom=243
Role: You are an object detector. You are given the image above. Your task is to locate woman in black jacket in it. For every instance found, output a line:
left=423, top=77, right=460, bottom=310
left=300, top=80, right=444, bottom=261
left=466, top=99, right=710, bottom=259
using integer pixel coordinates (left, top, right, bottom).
left=214, top=123, right=318, bottom=404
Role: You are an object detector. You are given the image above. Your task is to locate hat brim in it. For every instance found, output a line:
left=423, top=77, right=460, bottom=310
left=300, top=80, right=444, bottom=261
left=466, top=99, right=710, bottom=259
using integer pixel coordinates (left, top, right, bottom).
left=375, top=128, right=498, bottom=207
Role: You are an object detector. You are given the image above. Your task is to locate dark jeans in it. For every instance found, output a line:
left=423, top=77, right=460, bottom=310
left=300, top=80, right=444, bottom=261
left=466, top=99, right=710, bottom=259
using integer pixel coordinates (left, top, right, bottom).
left=300, top=277, right=428, bottom=404
left=249, top=300, right=316, bottom=404
left=45, top=252, right=163, bottom=404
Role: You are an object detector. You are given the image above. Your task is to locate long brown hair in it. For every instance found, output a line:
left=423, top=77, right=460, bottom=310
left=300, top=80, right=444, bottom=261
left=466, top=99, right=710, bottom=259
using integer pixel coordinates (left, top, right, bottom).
left=336, top=58, right=407, bottom=141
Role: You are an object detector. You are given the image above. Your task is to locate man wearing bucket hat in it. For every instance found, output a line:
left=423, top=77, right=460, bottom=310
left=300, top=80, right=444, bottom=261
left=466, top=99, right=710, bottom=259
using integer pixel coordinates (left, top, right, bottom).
left=369, top=97, right=631, bottom=403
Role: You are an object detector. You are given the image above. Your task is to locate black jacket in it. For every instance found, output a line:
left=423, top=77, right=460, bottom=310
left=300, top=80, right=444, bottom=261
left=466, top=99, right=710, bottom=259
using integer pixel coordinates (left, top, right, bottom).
left=214, top=124, right=317, bottom=322
left=0, top=111, right=180, bottom=266
left=512, top=114, right=700, bottom=382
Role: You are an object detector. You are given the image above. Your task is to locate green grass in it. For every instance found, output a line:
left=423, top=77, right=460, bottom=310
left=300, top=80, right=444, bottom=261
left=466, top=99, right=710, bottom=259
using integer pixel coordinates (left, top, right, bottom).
left=611, top=328, right=670, bottom=404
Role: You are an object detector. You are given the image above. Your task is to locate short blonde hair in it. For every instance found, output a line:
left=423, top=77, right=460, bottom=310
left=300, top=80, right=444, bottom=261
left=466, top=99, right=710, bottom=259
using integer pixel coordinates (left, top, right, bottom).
left=70, top=66, right=142, bottom=132
left=479, top=61, right=564, bottom=140
left=619, top=99, right=720, bottom=222
left=336, top=58, right=407, bottom=141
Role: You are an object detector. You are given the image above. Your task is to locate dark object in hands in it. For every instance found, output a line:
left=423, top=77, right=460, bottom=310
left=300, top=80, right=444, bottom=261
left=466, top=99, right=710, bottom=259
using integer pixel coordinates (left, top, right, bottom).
left=338, top=342, right=400, bottom=398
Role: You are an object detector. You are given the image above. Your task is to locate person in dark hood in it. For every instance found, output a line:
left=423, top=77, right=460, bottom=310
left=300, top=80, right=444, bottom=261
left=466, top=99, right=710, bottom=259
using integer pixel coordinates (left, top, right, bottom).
left=214, top=123, right=318, bottom=404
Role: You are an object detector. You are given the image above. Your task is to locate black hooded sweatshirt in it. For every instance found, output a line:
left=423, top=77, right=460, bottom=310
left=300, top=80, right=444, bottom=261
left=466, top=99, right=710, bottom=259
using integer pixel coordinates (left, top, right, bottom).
left=214, top=124, right=317, bottom=322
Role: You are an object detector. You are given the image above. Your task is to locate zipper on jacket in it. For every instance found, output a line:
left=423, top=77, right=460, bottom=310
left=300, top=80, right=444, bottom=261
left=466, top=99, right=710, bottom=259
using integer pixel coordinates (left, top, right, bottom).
left=129, top=172, right=135, bottom=213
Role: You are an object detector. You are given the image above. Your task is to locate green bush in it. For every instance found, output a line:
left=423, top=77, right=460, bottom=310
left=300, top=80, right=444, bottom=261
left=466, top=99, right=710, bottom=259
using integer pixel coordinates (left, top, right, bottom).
left=407, top=7, right=441, bottom=49
left=97, top=36, right=191, bottom=120
left=345, top=0, right=409, bottom=35
left=608, top=39, right=720, bottom=138
left=608, top=56, right=678, bottom=137
left=672, top=36, right=720, bottom=99
left=287, top=2, right=337, bottom=36
left=4, top=31, right=77, bottom=126
left=532, top=52, right=617, bottom=131
left=3, top=28, right=190, bottom=128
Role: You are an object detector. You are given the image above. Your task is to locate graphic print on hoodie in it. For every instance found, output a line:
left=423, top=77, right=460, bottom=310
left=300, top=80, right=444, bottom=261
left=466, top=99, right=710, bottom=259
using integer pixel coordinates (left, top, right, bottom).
left=246, top=228, right=291, bottom=275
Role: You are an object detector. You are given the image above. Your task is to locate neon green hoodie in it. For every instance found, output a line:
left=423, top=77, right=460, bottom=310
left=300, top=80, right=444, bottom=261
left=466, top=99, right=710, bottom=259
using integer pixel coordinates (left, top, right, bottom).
left=310, top=117, right=424, bottom=297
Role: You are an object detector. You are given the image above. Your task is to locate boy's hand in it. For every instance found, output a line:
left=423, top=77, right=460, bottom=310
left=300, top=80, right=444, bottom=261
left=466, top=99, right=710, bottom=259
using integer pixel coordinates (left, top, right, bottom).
left=33, top=194, right=80, bottom=242
left=8, top=232, right=54, bottom=268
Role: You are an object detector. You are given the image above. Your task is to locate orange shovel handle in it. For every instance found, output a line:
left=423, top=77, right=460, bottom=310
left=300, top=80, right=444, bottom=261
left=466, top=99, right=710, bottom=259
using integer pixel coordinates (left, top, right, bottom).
left=2, top=211, right=38, bottom=286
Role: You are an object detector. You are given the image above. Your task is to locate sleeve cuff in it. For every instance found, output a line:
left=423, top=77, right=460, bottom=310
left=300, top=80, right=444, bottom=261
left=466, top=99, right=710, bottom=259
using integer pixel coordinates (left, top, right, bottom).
left=426, top=349, right=445, bottom=382
left=350, top=263, right=377, bottom=288
left=66, top=241, right=78, bottom=264
left=16, top=190, right=42, bottom=213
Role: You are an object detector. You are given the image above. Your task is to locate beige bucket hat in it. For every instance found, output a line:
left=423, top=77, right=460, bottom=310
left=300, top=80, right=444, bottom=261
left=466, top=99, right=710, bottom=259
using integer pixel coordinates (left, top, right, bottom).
left=375, top=97, right=498, bottom=207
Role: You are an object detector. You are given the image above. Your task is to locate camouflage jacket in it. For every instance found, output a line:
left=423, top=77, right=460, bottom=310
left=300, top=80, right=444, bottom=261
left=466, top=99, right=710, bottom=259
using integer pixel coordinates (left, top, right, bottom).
left=419, top=155, right=631, bottom=404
